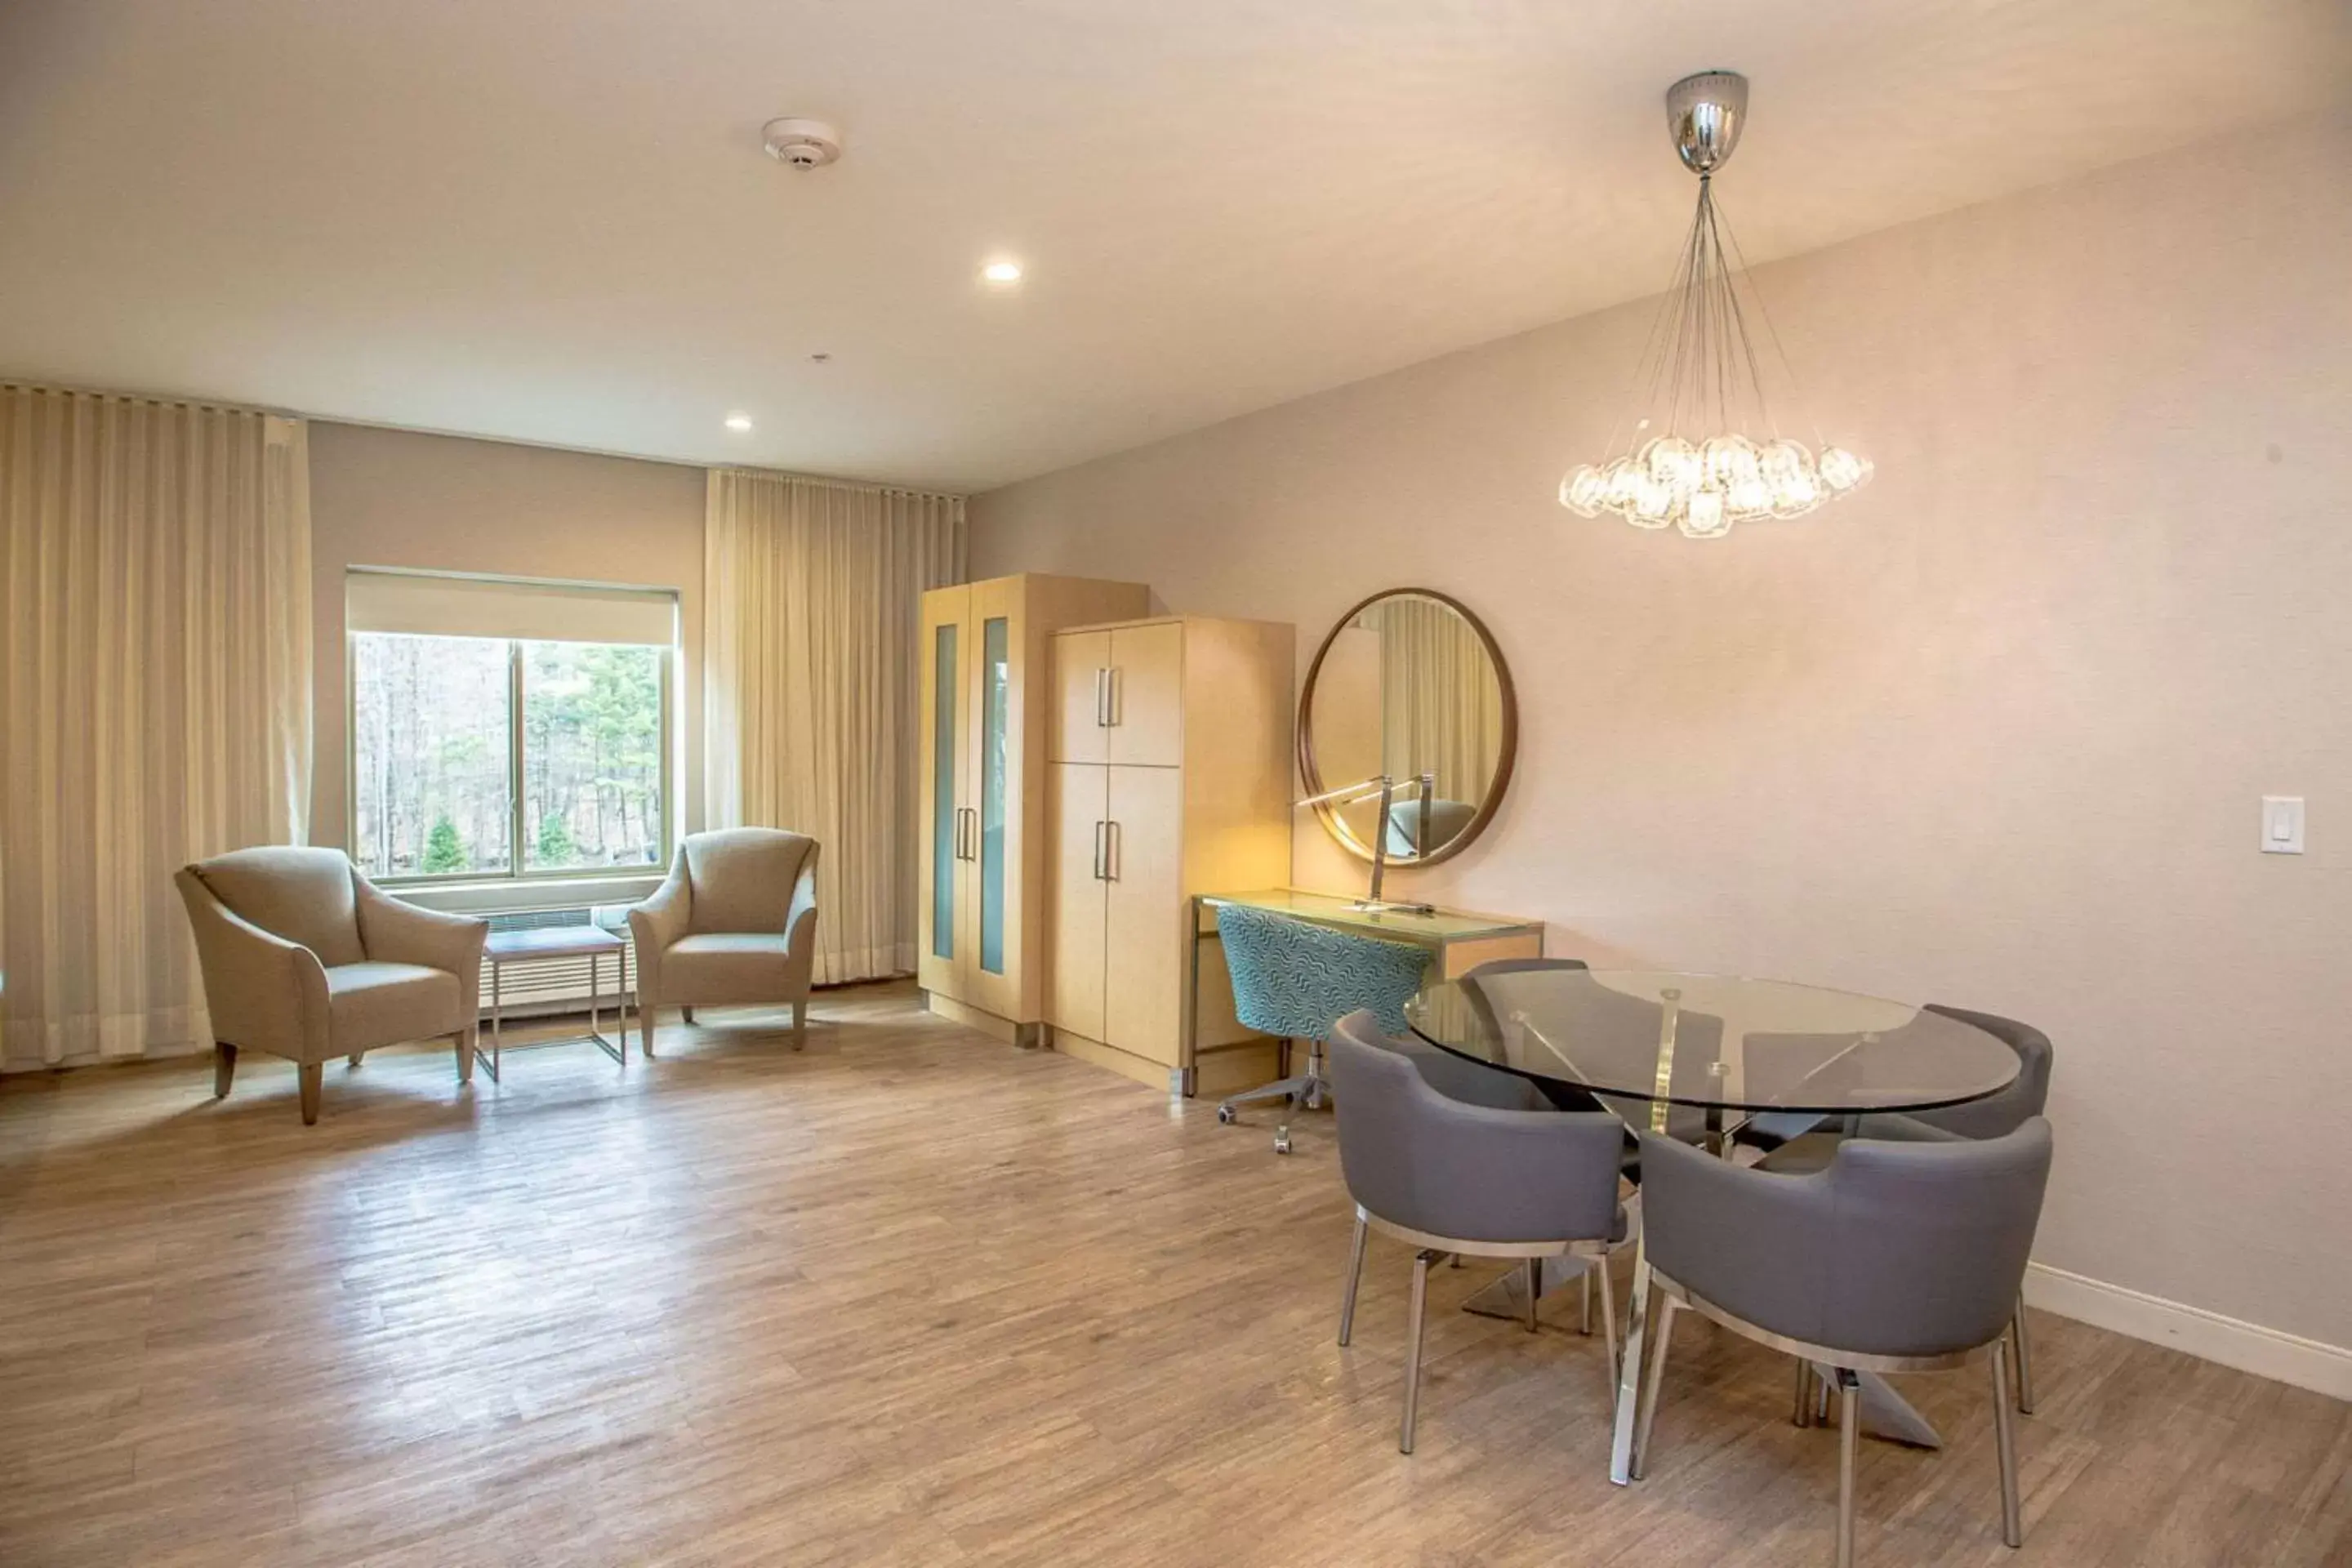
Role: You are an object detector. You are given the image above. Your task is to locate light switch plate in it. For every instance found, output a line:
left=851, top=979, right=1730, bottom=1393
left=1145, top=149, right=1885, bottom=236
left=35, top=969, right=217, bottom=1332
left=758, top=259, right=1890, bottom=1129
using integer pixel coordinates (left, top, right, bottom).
left=2261, top=795, right=2305, bottom=854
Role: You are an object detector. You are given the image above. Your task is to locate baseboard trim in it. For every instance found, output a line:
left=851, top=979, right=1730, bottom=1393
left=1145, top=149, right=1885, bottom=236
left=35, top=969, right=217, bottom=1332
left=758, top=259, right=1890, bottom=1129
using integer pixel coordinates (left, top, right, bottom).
left=2025, top=1261, right=2352, bottom=1401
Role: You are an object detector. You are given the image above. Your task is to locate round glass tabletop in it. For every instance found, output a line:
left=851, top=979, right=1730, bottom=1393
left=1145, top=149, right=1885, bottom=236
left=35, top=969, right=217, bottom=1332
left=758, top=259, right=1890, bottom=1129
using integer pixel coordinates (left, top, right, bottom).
left=1407, top=968, right=2020, bottom=1117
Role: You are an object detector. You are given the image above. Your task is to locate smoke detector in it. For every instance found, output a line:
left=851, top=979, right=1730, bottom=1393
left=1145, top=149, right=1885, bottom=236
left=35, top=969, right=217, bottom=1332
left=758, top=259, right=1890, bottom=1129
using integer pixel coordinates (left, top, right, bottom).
left=762, top=118, right=843, bottom=170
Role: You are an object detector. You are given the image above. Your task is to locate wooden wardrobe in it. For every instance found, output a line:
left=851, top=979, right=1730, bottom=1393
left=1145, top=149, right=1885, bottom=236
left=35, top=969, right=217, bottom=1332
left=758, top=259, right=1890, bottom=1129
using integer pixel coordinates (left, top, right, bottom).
left=917, top=573, right=1149, bottom=1043
left=1044, top=614, right=1294, bottom=1094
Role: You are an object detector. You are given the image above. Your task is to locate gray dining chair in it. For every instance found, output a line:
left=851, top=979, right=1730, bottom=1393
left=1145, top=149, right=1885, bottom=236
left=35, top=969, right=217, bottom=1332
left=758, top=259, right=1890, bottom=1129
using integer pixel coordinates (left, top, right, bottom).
left=1762, top=1005, right=2055, bottom=1412
left=1329, top=1009, right=1629, bottom=1454
left=1627, top=1120, right=2053, bottom=1568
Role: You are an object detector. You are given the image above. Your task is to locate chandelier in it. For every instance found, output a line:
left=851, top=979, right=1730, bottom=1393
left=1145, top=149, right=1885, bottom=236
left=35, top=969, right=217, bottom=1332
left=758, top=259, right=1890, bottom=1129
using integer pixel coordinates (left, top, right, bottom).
left=1559, top=72, right=1869, bottom=538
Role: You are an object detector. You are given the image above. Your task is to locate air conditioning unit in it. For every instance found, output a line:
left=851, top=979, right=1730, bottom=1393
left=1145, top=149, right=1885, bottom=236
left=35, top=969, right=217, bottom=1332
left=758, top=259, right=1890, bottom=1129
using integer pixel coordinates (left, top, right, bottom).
left=480, top=905, right=638, bottom=1021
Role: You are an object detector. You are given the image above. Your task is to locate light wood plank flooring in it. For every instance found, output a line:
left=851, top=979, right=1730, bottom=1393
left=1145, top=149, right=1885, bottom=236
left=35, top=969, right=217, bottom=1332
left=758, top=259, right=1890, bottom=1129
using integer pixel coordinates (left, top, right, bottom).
left=2, top=982, right=2345, bottom=1566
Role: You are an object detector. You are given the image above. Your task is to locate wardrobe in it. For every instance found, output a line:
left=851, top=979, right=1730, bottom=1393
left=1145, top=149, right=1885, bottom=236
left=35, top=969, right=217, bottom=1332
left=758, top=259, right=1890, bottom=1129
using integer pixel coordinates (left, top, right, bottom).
left=918, top=573, right=1149, bottom=1042
left=1044, top=614, right=1294, bottom=1093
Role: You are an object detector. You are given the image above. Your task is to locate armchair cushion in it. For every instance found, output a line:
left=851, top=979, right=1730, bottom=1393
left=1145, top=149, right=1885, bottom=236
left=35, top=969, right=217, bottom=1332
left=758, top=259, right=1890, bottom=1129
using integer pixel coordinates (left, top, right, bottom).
left=684, top=828, right=814, bottom=936
left=192, top=846, right=366, bottom=969
left=662, top=933, right=799, bottom=1004
left=327, top=962, right=461, bottom=1051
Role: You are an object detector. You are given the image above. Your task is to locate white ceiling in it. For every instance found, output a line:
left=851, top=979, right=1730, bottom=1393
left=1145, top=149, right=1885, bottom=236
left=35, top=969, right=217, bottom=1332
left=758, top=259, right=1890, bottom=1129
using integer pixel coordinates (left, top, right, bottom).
left=2, top=1, right=2345, bottom=492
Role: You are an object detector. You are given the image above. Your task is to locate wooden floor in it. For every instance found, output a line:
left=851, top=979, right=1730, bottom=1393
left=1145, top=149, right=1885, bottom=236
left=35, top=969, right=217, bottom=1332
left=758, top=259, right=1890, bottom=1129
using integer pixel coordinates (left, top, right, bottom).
left=2, top=982, right=2346, bottom=1567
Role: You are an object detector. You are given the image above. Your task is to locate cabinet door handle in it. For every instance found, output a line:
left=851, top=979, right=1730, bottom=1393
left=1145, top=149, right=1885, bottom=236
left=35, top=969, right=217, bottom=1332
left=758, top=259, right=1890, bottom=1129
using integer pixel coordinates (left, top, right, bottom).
left=1094, top=667, right=1110, bottom=727
left=954, top=806, right=964, bottom=861
left=1107, top=666, right=1121, bottom=727
left=960, top=806, right=977, bottom=861
left=1106, top=818, right=1120, bottom=881
left=1092, top=820, right=1107, bottom=880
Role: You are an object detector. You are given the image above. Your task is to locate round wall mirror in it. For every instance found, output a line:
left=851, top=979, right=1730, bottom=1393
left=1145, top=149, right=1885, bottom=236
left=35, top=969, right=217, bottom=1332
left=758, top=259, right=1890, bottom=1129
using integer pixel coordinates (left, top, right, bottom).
left=1298, top=588, right=1517, bottom=868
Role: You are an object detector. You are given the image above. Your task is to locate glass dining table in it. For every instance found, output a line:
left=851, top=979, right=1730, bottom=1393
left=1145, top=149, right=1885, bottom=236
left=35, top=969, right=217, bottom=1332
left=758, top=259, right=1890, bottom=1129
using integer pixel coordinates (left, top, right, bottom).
left=1405, top=966, right=2023, bottom=1486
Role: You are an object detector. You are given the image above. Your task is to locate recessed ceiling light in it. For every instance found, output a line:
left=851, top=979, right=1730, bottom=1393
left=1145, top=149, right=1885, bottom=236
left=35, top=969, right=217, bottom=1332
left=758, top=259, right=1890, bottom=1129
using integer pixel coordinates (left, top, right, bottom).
left=724, top=412, right=754, bottom=433
left=981, top=260, right=1023, bottom=285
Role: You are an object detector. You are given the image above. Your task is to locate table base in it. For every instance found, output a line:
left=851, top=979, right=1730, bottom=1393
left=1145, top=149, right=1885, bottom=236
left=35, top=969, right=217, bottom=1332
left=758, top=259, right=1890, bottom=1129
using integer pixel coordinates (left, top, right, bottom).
left=474, top=1024, right=626, bottom=1085
left=1463, top=1257, right=1951, bottom=1461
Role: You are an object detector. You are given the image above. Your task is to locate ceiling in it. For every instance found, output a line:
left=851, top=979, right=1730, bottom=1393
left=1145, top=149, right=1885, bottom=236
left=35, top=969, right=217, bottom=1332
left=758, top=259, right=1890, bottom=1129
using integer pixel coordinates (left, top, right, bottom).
left=1, top=1, right=2345, bottom=492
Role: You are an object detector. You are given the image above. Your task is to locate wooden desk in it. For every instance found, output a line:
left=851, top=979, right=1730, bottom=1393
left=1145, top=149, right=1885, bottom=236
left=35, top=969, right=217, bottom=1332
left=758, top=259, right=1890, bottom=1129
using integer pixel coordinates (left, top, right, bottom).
left=1183, top=888, right=1544, bottom=1095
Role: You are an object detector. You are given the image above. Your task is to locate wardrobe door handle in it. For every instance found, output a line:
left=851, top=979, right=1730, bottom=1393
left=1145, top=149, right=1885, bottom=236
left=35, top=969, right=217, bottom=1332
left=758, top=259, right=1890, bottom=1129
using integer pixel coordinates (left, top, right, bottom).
left=1092, top=821, right=1107, bottom=880
left=1106, top=819, right=1120, bottom=881
left=1107, top=666, right=1121, bottom=728
left=1094, top=668, right=1110, bottom=727
left=960, top=807, right=975, bottom=861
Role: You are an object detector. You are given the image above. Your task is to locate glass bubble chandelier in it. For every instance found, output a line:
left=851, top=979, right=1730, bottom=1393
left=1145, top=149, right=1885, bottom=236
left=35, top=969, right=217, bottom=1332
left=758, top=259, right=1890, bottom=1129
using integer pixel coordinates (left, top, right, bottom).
left=1560, top=72, right=1870, bottom=539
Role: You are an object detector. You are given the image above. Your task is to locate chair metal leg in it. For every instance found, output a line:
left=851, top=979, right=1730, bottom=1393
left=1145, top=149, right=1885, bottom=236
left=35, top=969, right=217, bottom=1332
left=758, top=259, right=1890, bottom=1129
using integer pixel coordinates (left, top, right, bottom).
left=1400, top=1250, right=1433, bottom=1454
left=1338, top=1214, right=1369, bottom=1346
left=298, top=1062, right=322, bottom=1125
left=1837, top=1370, right=1861, bottom=1568
left=2011, top=1296, right=2035, bottom=1414
left=1794, top=1358, right=1815, bottom=1428
left=1629, top=1297, right=1676, bottom=1479
left=213, top=1042, right=237, bottom=1098
left=1524, top=1259, right=1542, bottom=1333
left=1596, top=1254, right=1620, bottom=1409
left=1990, top=1339, right=2024, bottom=1547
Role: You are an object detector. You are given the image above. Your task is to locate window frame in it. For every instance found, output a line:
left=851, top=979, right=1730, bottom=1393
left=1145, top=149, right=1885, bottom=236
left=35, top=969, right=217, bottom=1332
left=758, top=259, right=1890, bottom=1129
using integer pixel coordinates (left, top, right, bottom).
left=347, top=632, right=676, bottom=888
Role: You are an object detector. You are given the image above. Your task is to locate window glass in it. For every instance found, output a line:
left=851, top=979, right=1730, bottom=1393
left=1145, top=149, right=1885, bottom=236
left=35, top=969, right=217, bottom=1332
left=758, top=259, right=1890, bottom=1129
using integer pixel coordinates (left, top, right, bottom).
left=350, top=634, right=513, bottom=878
left=350, top=631, right=668, bottom=881
left=522, top=642, right=664, bottom=871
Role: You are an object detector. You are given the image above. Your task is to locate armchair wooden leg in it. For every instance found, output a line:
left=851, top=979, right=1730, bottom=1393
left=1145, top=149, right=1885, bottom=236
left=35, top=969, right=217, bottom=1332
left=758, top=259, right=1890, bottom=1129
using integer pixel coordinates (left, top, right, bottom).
left=348, top=1053, right=363, bottom=1068
left=642, top=1009, right=657, bottom=1058
left=792, top=998, right=808, bottom=1049
left=682, top=1006, right=695, bottom=1024
left=456, top=1028, right=475, bottom=1085
left=298, top=1062, right=323, bottom=1125
left=213, top=1042, right=238, bottom=1099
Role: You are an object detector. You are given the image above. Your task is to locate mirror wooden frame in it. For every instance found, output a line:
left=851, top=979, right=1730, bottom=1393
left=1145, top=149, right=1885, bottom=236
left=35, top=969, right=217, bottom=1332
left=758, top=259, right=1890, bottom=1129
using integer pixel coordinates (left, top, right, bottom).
left=1295, top=587, right=1518, bottom=869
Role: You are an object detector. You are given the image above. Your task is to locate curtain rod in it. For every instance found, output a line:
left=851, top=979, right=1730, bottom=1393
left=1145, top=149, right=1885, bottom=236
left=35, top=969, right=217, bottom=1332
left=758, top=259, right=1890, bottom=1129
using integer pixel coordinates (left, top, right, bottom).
left=710, top=465, right=966, bottom=504
left=2, top=379, right=968, bottom=501
left=1, top=377, right=300, bottom=421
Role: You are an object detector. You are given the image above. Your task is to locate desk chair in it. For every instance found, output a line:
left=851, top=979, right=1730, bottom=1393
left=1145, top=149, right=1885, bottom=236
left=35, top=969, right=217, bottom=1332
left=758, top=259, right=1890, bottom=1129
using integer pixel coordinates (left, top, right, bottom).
left=1214, top=903, right=1428, bottom=1154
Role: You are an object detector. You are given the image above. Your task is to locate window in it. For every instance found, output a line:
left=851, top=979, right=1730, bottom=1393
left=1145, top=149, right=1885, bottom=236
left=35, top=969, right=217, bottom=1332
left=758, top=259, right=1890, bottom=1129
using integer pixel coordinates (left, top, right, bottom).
left=347, top=572, right=676, bottom=882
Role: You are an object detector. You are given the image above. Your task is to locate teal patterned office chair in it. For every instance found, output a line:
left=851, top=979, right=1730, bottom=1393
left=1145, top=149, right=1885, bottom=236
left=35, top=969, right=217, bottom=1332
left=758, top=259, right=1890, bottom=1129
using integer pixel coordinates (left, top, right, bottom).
left=1213, top=902, right=1430, bottom=1154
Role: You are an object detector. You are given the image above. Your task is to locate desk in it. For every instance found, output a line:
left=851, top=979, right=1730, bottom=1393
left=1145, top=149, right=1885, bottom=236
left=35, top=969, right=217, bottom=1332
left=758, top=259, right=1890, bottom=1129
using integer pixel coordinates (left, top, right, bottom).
left=1185, top=889, right=1543, bottom=1095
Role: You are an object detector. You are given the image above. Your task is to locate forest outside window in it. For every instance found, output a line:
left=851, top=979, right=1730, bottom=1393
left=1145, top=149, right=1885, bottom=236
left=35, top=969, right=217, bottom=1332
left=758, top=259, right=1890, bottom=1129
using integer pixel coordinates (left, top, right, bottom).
left=346, top=570, right=678, bottom=883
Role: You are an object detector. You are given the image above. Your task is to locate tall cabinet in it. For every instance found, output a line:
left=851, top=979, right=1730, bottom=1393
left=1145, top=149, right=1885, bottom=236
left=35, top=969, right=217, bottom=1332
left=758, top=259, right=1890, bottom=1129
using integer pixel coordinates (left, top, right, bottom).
left=1045, top=615, right=1294, bottom=1094
left=919, top=573, right=1150, bottom=1042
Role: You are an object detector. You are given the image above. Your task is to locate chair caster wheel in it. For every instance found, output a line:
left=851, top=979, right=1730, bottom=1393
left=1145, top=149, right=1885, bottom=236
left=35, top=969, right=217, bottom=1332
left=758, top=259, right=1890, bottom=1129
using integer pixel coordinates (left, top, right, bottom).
left=1274, top=1129, right=1292, bottom=1155
left=1217, top=1105, right=1236, bottom=1125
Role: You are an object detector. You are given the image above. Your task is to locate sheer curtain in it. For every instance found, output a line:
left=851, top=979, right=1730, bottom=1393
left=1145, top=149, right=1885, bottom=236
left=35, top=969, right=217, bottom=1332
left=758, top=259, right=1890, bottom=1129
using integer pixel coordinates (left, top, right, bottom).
left=703, top=469, right=964, bottom=984
left=0, top=385, right=313, bottom=1069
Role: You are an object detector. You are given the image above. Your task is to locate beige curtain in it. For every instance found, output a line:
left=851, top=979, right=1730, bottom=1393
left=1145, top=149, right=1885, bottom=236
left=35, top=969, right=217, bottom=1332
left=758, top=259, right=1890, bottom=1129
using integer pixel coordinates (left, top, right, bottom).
left=1375, top=596, right=1503, bottom=806
left=703, top=469, right=964, bottom=984
left=0, top=385, right=313, bottom=1069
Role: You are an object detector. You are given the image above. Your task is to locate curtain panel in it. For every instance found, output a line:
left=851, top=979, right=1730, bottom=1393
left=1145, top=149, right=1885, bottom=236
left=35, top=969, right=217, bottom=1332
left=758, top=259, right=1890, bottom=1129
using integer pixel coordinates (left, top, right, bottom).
left=0, top=385, right=313, bottom=1069
left=703, top=469, right=964, bottom=984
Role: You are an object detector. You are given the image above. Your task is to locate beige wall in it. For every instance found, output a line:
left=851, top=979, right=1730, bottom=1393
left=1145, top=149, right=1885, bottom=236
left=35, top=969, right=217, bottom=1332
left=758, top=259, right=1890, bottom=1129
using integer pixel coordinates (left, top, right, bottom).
left=307, top=422, right=707, bottom=865
left=972, top=116, right=2352, bottom=1352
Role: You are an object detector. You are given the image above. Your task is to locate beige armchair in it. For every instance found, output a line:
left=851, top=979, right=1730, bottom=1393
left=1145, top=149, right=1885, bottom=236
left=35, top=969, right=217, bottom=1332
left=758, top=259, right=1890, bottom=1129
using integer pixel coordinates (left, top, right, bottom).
left=629, top=828, right=820, bottom=1054
left=175, top=847, right=489, bottom=1124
